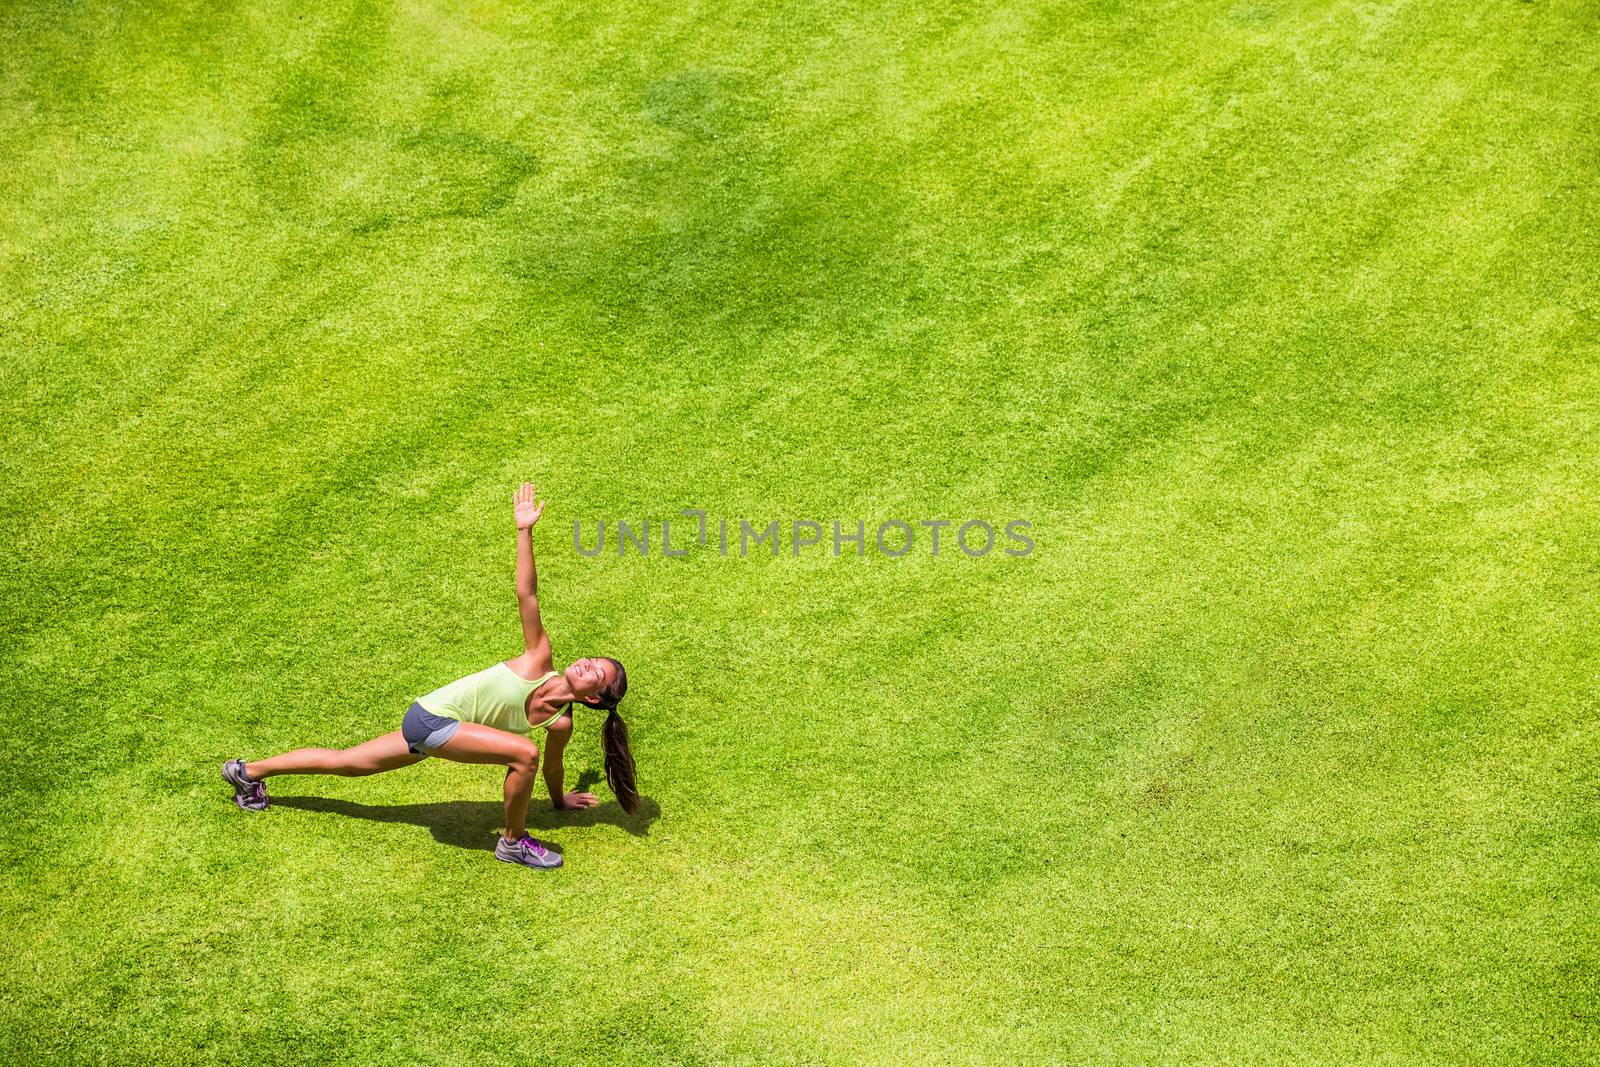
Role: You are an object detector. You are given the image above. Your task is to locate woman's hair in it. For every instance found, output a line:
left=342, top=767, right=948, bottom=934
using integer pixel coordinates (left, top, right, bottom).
left=596, top=657, right=639, bottom=815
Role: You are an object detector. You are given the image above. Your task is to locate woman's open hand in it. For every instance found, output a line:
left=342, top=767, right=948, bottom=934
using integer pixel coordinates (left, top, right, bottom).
left=514, top=483, right=547, bottom=530
left=558, top=790, right=601, bottom=810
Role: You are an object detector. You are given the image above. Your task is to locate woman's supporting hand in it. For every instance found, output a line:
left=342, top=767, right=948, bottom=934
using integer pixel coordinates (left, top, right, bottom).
left=558, top=790, right=601, bottom=810
left=514, top=482, right=547, bottom=530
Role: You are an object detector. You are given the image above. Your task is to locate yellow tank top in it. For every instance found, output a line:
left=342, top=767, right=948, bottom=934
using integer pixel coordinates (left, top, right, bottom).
left=415, top=663, right=569, bottom=736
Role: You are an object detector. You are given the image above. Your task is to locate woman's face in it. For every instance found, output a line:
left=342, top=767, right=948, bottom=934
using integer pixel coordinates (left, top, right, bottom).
left=566, top=657, right=613, bottom=702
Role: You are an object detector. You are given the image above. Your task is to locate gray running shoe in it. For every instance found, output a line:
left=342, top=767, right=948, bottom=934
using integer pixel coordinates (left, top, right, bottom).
left=495, top=834, right=563, bottom=870
left=222, top=758, right=269, bottom=811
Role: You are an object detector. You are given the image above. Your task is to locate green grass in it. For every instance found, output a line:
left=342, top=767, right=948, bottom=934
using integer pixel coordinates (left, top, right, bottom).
left=3, top=0, right=1597, bottom=1062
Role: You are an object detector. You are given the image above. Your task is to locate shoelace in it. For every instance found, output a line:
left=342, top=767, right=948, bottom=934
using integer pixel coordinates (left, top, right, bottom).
left=519, top=836, right=547, bottom=856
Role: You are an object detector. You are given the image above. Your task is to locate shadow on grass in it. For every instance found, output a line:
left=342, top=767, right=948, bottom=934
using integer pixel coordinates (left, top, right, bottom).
left=272, top=769, right=659, bottom=852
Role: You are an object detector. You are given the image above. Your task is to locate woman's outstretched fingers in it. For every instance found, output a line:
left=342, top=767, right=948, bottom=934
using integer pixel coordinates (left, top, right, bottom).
left=514, top=484, right=545, bottom=529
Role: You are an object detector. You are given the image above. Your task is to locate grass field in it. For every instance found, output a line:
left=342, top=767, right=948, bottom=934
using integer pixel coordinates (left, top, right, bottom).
left=3, top=0, right=1597, bottom=1063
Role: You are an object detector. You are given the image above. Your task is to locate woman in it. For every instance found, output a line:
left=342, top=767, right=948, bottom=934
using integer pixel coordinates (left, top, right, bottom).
left=221, top=483, right=639, bottom=871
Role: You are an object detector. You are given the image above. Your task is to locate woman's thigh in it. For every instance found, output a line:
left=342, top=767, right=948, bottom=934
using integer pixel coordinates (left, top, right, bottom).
left=431, top=722, right=537, bottom=766
left=341, top=731, right=428, bottom=773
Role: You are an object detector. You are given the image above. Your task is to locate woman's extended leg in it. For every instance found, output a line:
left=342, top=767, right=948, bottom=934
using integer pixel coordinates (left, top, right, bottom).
left=427, top=723, right=542, bottom=843
left=246, top=731, right=424, bottom=779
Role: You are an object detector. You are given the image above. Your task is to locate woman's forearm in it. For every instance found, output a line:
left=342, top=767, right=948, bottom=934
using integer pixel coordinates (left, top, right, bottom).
left=515, top=526, right=538, bottom=599
left=542, top=752, right=564, bottom=806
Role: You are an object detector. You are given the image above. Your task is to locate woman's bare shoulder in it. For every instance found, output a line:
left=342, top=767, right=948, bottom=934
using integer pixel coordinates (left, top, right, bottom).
left=503, top=649, right=556, bottom=681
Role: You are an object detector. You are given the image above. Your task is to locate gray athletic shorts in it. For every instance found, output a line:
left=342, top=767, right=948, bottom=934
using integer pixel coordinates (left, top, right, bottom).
left=401, top=701, right=461, bottom=756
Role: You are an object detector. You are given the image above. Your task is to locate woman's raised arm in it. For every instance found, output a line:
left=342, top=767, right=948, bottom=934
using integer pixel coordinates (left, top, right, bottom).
left=513, top=483, right=546, bottom=597
left=513, top=484, right=551, bottom=661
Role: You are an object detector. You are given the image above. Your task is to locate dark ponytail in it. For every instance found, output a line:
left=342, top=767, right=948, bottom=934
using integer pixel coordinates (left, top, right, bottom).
left=598, top=657, right=639, bottom=815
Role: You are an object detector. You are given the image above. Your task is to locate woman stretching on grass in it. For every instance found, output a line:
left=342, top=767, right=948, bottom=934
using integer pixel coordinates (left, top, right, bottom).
left=221, top=484, right=638, bottom=871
